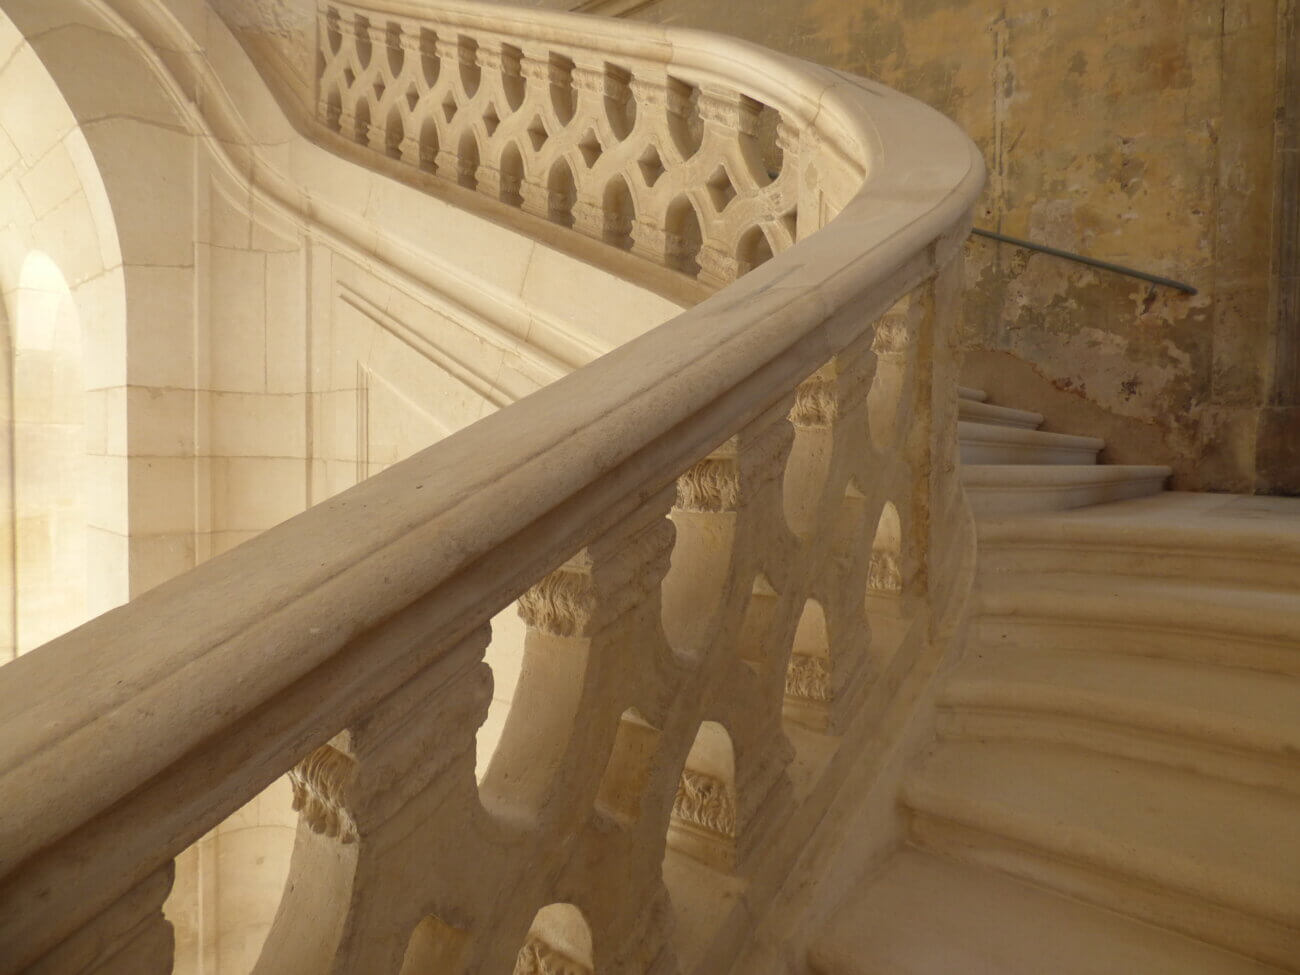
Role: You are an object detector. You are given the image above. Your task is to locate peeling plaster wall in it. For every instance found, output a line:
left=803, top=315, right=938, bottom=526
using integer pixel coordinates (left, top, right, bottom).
left=509, top=0, right=1287, bottom=491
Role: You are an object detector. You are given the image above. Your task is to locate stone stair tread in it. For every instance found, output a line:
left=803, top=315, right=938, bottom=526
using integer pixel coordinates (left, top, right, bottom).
left=977, top=571, right=1300, bottom=645
left=944, top=646, right=1300, bottom=758
left=962, top=464, right=1170, bottom=515
left=977, top=491, right=1300, bottom=558
left=810, top=848, right=1285, bottom=975
left=958, top=385, right=988, bottom=402
left=962, top=463, right=1171, bottom=486
left=958, top=421, right=1104, bottom=450
left=959, top=421, right=1104, bottom=465
left=959, top=399, right=1043, bottom=429
left=903, top=741, right=1300, bottom=929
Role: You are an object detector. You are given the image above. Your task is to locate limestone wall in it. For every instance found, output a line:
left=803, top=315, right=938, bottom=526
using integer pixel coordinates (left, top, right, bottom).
left=506, top=0, right=1288, bottom=492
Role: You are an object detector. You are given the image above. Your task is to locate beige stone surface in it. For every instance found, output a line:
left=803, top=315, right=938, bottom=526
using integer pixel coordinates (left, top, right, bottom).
left=0, top=2, right=1292, bottom=974
left=514, top=0, right=1289, bottom=492
left=0, top=2, right=983, bottom=974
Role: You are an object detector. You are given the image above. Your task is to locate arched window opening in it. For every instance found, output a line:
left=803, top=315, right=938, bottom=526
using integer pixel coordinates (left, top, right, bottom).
left=12, top=251, right=86, bottom=655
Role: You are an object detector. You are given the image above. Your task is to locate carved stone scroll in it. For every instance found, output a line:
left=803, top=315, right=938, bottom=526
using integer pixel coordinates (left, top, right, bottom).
left=518, top=567, right=597, bottom=638
left=289, top=743, right=359, bottom=843
left=513, top=937, right=593, bottom=975
left=675, top=456, right=740, bottom=512
left=790, top=374, right=839, bottom=428
left=867, top=550, right=903, bottom=594
left=672, top=768, right=736, bottom=838
left=784, top=653, right=833, bottom=703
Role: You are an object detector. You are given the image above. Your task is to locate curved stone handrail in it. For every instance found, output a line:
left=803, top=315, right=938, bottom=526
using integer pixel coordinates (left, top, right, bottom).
left=0, top=1, right=984, bottom=971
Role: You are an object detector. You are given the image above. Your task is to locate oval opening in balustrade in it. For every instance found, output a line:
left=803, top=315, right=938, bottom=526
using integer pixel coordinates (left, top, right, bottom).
left=662, top=721, right=740, bottom=970
left=667, top=720, right=736, bottom=870
left=602, top=175, right=634, bottom=251
left=418, top=115, right=438, bottom=172
left=604, top=63, right=635, bottom=142
left=514, top=903, right=594, bottom=975
left=457, top=36, right=480, bottom=97
left=500, top=44, right=526, bottom=111
left=783, top=598, right=833, bottom=732
left=547, top=53, right=577, bottom=126
left=399, top=912, right=471, bottom=974
left=352, top=97, right=371, bottom=144
left=864, top=499, right=912, bottom=666
left=384, top=21, right=404, bottom=76
left=385, top=103, right=404, bottom=158
left=736, top=224, right=774, bottom=275
left=665, top=195, right=702, bottom=278
left=595, top=707, right=662, bottom=827
left=352, top=14, right=373, bottom=69
left=736, top=573, right=780, bottom=676
left=499, top=141, right=525, bottom=208
left=419, top=27, right=439, bottom=87
left=479, top=580, right=590, bottom=818
left=548, top=158, right=577, bottom=228
left=868, top=501, right=903, bottom=597
left=457, top=131, right=480, bottom=189
left=666, top=78, right=702, bottom=160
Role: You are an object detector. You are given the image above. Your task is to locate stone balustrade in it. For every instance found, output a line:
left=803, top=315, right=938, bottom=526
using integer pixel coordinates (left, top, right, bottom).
left=0, top=1, right=984, bottom=972
left=315, top=0, right=809, bottom=290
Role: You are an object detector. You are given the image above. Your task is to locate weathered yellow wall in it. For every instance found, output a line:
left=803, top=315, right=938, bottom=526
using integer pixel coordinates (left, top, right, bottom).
left=601, top=0, right=1283, bottom=490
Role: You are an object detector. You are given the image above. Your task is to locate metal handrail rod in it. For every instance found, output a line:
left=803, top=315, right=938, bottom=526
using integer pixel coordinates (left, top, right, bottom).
left=971, top=227, right=1198, bottom=295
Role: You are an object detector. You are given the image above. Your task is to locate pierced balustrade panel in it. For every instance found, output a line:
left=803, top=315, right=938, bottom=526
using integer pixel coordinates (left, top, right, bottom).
left=315, top=0, right=828, bottom=289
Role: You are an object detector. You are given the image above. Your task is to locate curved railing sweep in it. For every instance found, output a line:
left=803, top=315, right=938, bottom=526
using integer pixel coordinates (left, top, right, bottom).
left=0, top=1, right=984, bottom=972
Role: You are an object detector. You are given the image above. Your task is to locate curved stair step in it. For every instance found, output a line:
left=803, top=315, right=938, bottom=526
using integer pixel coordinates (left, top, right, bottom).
left=962, top=464, right=1169, bottom=515
left=903, top=741, right=1300, bottom=968
left=939, top=646, right=1300, bottom=793
left=975, top=574, right=1300, bottom=673
left=977, top=493, right=1300, bottom=591
left=958, top=421, right=1104, bottom=465
left=959, top=399, right=1043, bottom=429
left=958, top=385, right=988, bottom=402
left=809, top=849, right=1286, bottom=975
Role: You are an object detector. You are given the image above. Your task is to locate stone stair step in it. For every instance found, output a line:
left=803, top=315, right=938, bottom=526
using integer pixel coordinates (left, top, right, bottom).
left=958, top=385, right=988, bottom=402
left=962, top=464, right=1169, bottom=515
left=809, top=848, right=1286, bottom=975
left=938, top=646, right=1300, bottom=794
left=903, top=741, right=1300, bottom=968
left=958, top=398, right=1043, bottom=429
left=976, top=493, right=1300, bottom=591
left=975, top=573, right=1300, bottom=673
left=958, top=420, right=1104, bottom=465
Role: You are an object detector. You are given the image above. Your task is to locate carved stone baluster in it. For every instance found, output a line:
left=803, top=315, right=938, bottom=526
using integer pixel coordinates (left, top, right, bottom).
left=626, top=76, right=691, bottom=267
left=361, top=23, right=388, bottom=153
left=695, top=88, right=760, bottom=287
left=784, top=336, right=879, bottom=734
left=432, top=37, right=467, bottom=182
left=513, top=935, right=592, bottom=975
left=567, top=63, right=619, bottom=240
left=253, top=627, right=493, bottom=975
left=488, top=492, right=677, bottom=821
left=661, top=408, right=800, bottom=876
left=396, top=27, right=425, bottom=166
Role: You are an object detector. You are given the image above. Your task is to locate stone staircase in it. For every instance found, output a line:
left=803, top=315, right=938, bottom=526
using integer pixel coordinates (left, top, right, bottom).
left=811, top=388, right=1300, bottom=974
